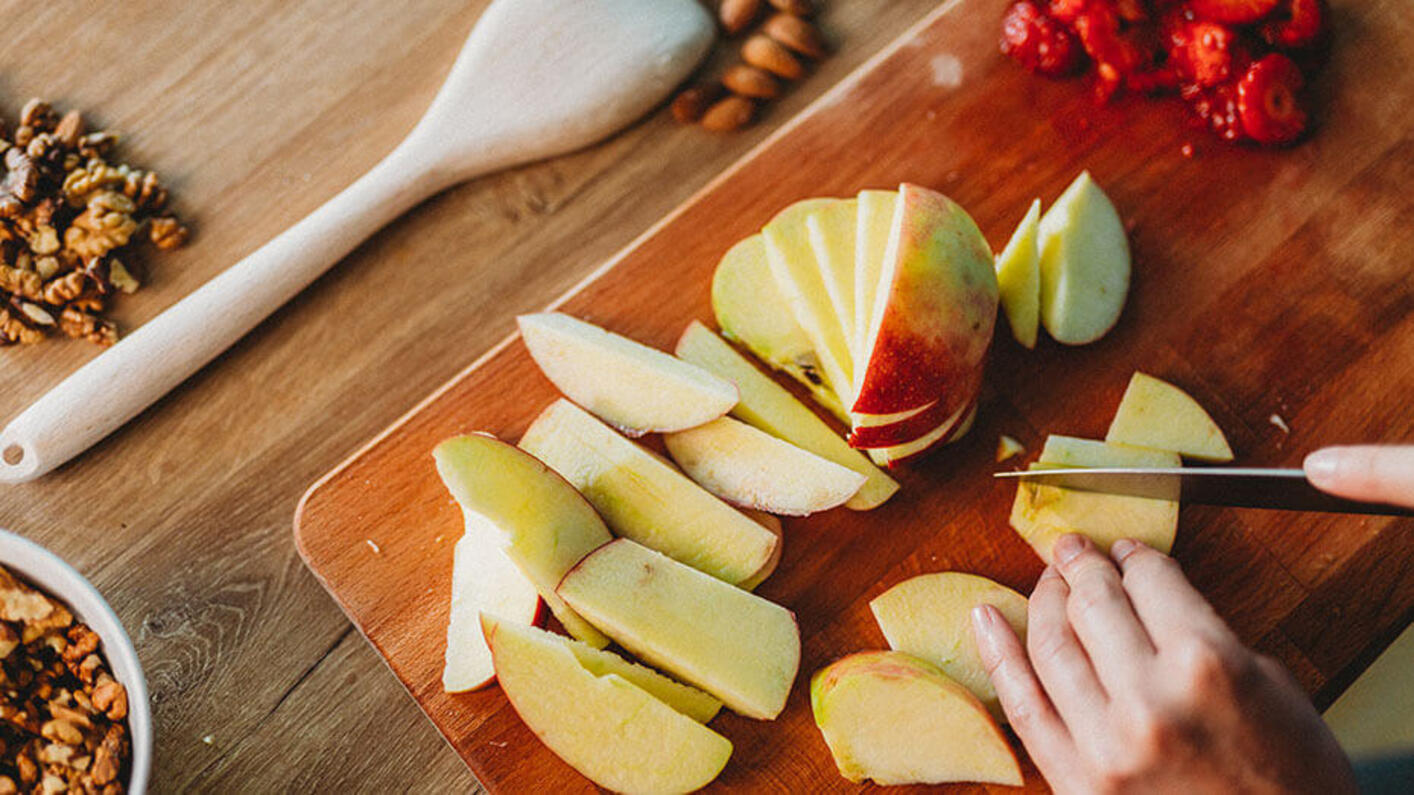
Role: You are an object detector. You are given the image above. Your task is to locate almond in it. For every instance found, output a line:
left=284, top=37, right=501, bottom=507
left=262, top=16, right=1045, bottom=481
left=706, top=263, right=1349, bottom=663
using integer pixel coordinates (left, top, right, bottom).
left=671, top=83, right=726, bottom=124
left=700, top=96, right=756, bottom=132
left=742, top=34, right=805, bottom=80
left=762, top=13, right=829, bottom=59
left=719, top=0, right=763, bottom=35
left=722, top=64, right=782, bottom=99
left=767, top=0, right=815, bottom=16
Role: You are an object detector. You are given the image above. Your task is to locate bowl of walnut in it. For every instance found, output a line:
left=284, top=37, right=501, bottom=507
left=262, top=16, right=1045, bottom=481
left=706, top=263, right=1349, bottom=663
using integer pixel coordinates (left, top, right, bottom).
left=0, top=528, right=149, bottom=794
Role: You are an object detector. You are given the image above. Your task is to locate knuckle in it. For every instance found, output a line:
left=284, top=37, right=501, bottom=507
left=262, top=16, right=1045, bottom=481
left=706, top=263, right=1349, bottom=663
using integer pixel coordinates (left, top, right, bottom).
left=1028, top=622, right=1073, bottom=661
left=1068, top=572, right=1124, bottom=616
left=1122, top=547, right=1179, bottom=580
left=1174, top=638, right=1241, bottom=694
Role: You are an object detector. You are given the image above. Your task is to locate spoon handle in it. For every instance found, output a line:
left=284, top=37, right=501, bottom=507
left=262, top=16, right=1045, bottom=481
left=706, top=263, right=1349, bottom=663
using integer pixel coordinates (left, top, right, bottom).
left=0, top=143, right=446, bottom=484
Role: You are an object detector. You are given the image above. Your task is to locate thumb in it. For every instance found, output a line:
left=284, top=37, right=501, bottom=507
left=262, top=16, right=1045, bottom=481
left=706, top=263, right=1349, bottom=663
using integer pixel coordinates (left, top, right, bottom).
left=1304, top=445, right=1414, bottom=509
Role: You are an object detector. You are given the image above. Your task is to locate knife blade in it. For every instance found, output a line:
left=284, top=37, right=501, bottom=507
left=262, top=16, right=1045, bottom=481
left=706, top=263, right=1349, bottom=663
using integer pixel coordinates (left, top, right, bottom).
left=994, top=467, right=1414, bottom=517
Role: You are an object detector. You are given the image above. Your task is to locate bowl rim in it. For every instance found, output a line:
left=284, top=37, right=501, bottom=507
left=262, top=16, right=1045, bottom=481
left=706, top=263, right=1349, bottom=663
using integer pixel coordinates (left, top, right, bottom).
left=0, top=528, right=151, bottom=794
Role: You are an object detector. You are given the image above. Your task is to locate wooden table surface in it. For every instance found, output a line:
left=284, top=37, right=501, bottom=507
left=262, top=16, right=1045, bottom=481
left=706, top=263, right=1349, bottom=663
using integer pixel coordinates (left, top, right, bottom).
left=0, top=0, right=944, bottom=789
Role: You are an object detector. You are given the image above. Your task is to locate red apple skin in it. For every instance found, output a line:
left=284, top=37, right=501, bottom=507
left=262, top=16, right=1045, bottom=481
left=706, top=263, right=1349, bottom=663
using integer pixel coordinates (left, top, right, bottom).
left=853, top=185, right=998, bottom=415
left=849, top=368, right=983, bottom=449
left=879, top=399, right=978, bottom=469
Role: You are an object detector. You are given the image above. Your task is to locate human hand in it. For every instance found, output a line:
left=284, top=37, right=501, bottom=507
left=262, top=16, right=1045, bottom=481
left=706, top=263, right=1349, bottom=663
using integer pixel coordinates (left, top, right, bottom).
left=1305, top=445, right=1414, bottom=509
left=971, top=533, right=1356, bottom=794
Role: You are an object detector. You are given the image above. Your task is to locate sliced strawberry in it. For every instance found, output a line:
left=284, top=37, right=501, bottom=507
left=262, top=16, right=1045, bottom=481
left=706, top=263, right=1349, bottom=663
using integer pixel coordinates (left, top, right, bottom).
left=1002, top=0, right=1087, bottom=77
left=1236, top=53, right=1308, bottom=144
left=1166, top=20, right=1248, bottom=87
left=1187, top=0, right=1280, bottom=24
left=1260, top=0, right=1326, bottom=49
left=1183, top=81, right=1248, bottom=141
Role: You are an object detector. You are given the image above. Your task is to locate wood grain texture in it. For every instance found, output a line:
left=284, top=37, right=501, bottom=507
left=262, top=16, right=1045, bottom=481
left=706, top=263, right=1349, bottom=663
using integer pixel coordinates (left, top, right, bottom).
left=296, top=0, right=1414, bottom=791
left=0, top=0, right=942, bottom=790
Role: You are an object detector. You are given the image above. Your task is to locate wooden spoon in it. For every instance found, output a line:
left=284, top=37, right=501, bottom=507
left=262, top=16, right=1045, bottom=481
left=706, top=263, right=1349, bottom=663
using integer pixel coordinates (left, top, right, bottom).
left=0, top=0, right=714, bottom=484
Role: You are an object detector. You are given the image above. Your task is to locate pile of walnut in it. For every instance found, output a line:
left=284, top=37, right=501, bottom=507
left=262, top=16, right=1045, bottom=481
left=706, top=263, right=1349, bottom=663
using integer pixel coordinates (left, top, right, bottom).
left=0, top=565, right=129, bottom=794
left=673, top=0, right=831, bottom=132
left=0, top=99, right=189, bottom=346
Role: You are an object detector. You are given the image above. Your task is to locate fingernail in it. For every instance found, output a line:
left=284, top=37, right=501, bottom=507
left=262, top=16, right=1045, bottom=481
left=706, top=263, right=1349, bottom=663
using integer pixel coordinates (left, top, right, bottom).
left=1304, top=448, right=1340, bottom=483
left=970, top=605, right=998, bottom=650
left=1111, top=538, right=1138, bottom=561
left=1053, top=533, right=1086, bottom=565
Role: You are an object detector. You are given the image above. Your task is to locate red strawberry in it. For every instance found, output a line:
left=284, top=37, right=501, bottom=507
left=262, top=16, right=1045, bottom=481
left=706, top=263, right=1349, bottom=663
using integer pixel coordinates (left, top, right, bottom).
left=1183, top=81, right=1247, bottom=141
left=1260, top=0, right=1326, bottom=49
left=1236, top=53, right=1308, bottom=144
left=1049, top=0, right=1090, bottom=23
left=1002, top=0, right=1087, bottom=77
left=1187, top=0, right=1280, bottom=25
left=1166, top=20, right=1248, bottom=87
left=1074, top=6, right=1152, bottom=76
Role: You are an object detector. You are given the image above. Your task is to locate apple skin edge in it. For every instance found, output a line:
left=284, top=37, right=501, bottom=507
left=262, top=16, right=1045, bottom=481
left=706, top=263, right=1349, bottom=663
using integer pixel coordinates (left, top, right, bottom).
left=849, top=367, right=983, bottom=449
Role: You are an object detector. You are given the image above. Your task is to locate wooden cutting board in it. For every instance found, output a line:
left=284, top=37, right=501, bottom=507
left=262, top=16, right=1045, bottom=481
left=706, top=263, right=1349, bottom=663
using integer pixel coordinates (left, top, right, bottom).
left=295, top=0, right=1414, bottom=790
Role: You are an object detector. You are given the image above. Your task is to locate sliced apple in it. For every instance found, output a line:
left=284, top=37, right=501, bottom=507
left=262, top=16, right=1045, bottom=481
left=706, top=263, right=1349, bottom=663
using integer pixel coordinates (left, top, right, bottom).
left=712, top=234, right=850, bottom=422
left=520, top=399, right=777, bottom=585
left=558, top=633, right=723, bottom=723
left=675, top=321, right=898, bottom=510
left=737, top=510, right=783, bottom=592
left=483, top=616, right=732, bottom=793
left=854, top=189, right=898, bottom=360
left=434, top=434, right=611, bottom=647
left=557, top=539, right=801, bottom=720
left=517, top=312, right=737, bottom=436
left=1037, top=171, right=1130, bottom=345
left=855, top=183, right=998, bottom=416
left=868, top=393, right=977, bottom=468
left=442, top=514, right=544, bottom=692
left=1106, top=371, right=1234, bottom=462
left=1010, top=435, right=1180, bottom=564
left=805, top=199, right=860, bottom=348
left=870, top=573, right=1028, bottom=719
left=995, top=198, right=1042, bottom=349
left=849, top=390, right=963, bottom=450
left=663, top=417, right=866, bottom=516
left=996, top=435, right=1025, bottom=462
left=810, top=651, right=1023, bottom=786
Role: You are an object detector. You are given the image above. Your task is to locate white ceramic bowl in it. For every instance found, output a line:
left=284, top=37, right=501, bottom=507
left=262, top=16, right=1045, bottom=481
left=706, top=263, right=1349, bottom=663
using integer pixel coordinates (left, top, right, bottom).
left=0, top=529, right=151, bottom=793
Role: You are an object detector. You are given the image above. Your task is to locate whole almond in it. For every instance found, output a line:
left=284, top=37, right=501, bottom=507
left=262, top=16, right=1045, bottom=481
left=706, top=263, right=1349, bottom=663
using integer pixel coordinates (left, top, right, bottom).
left=719, top=0, right=763, bottom=35
left=722, top=64, right=782, bottom=99
left=701, top=96, right=756, bottom=132
left=672, top=83, right=726, bottom=123
left=767, top=0, right=815, bottom=16
left=762, top=13, right=829, bottom=59
left=742, top=34, right=805, bottom=80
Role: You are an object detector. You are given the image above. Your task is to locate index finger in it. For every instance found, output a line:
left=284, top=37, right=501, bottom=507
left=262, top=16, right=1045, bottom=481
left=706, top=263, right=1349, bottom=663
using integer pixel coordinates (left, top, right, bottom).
left=1305, top=445, right=1414, bottom=509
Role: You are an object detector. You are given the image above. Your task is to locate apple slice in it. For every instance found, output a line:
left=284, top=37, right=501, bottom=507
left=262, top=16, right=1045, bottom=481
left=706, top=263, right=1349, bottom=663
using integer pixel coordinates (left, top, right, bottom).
left=868, top=395, right=976, bottom=468
left=483, top=616, right=732, bottom=793
left=855, top=184, right=998, bottom=415
left=520, top=399, right=777, bottom=585
left=675, top=321, right=898, bottom=510
left=434, top=434, right=611, bottom=647
left=1010, top=435, right=1180, bottom=563
left=557, top=539, right=801, bottom=720
left=995, top=198, right=1042, bottom=349
left=1037, top=171, right=1130, bottom=345
left=810, top=651, right=1023, bottom=786
left=442, top=514, right=544, bottom=692
left=557, top=632, right=723, bottom=723
left=517, top=312, right=737, bottom=436
left=854, top=189, right=898, bottom=360
left=737, top=509, right=783, bottom=592
left=805, top=199, right=860, bottom=348
left=869, top=573, right=1028, bottom=719
left=712, top=234, right=850, bottom=422
left=1106, top=372, right=1234, bottom=462
left=663, top=417, right=866, bottom=516
left=762, top=198, right=857, bottom=405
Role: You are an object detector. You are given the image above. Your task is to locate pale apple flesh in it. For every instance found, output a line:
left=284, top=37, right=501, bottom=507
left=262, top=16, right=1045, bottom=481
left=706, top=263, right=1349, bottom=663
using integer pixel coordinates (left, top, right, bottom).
left=558, top=631, right=723, bottom=723
left=520, top=399, right=778, bottom=585
left=483, top=615, right=732, bottom=794
left=736, top=509, right=783, bottom=592
left=805, top=199, right=860, bottom=348
left=1010, top=435, right=1181, bottom=564
left=433, top=434, right=611, bottom=647
left=674, top=321, right=899, bottom=510
left=810, top=651, right=1023, bottom=786
left=557, top=538, right=801, bottom=720
left=442, top=514, right=544, bottom=692
left=869, top=572, right=1028, bottom=719
left=517, top=312, right=738, bottom=436
left=854, top=189, right=898, bottom=360
left=995, top=198, right=1042, bottom=349
left=1106, top=371, right=1234, bottom=462
left=1037, top=170, right=1130, bottom=346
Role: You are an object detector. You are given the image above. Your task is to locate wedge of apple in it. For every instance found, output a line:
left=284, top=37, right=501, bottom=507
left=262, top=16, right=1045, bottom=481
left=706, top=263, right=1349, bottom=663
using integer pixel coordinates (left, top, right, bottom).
left=555, top=630, right=723, bottom=723
left=1037, top=171, right=1130, bottom=345
left=854, top=189, right=898, bottom=359
left=848, top=365, right=979, bottom=450
left=442, top=514, right=544, bottom=692
left=1010, top=435, right=1180, bottom=563
left=518, top=312, right=737, bottom=436
left=675, top=321, right=898, bottom=509
left=557, top=539, right=801, bottom=720
left=806, top=199, right=860, bottom=348
left=868, top=397, right=976, bottom=468
left=995, top=198, right=1042, bottom=349
left=663, top=417, right=866, bottom=516
left=434, top=434, right=611, bottom=647
left=737, top=509, right=783, bottom=592
left=854, top=183, right=998, bottom=416
left=1107, top=372, right=1234, bottom=462
left=483, top=616, right=732, bottom=793
left=870, top=573, right=1028, bottom=718
left=520, top=399, right=777, bottom=585
left=712, top=234, right=850, bottom=422
left=810, top=651, right=1023, bottom=786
